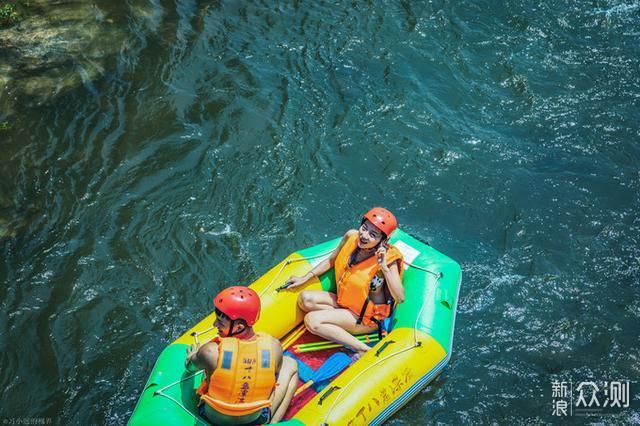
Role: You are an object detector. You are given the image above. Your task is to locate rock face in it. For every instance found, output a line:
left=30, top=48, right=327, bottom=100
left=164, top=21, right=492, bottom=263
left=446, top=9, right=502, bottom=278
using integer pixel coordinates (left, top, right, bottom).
left=0, top=1, right=128, bottom=116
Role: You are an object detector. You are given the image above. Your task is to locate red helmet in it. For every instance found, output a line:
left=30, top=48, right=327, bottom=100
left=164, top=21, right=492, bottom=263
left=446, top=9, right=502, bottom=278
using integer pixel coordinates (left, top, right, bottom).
left=363, top=207, right=398, bottom=236
left=214, top=286, right=261, bottom=326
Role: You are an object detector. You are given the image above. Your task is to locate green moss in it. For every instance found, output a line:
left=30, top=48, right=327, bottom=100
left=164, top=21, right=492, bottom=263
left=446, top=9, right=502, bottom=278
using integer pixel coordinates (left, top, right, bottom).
left=0, top=121, right=10, bottom=131
left=0, top=3, right=19, bottom=27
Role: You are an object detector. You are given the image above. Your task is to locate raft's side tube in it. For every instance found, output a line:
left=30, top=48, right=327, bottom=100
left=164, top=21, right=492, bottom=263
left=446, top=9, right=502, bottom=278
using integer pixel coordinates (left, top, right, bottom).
left=128, top=344, right=206, bottom=426
left=290, top=328, right=447, bottom=425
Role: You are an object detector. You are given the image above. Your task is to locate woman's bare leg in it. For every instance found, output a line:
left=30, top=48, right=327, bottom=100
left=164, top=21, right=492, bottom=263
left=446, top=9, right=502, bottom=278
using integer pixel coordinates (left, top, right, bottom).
left=304, top=309, right=377, bottom=356
left=297, top=290, right=339, bottom=312
left=270, top=356, right=298, bottom=423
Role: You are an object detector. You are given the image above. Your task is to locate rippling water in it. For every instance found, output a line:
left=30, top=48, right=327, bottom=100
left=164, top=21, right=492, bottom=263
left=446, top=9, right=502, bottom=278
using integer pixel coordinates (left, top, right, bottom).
left=1, top=0, right=639, bottom=424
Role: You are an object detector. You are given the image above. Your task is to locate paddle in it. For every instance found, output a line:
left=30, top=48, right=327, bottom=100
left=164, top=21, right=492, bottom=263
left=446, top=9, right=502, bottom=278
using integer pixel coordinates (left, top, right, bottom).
left=294, top=332, right=382, bottom=352
left=281, top=323, right=306, bottom=350
left=293, top=352, right=352, bottom=396
left=284, top=351, right=316, bottom=382
left=296, top=338, right=380, bottom=353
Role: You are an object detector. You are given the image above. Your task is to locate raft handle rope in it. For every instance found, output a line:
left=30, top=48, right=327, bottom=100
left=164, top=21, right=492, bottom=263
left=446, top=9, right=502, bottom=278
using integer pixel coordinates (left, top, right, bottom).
left=405, top=261, right=442, bottom=278
left=321, top=269, right=442, bottom=424
left=191, top=327, right=215, bottom=343
left=259, top=249, right=335, bottom=298
left=318, top=386, right=341, bottom=406
left=152, top=370, right=209, bottom=425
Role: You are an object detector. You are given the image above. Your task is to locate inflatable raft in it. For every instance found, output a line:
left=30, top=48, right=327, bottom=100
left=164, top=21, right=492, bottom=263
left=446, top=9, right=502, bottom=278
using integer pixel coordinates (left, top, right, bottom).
left=129, top=229, right=461, bottom=425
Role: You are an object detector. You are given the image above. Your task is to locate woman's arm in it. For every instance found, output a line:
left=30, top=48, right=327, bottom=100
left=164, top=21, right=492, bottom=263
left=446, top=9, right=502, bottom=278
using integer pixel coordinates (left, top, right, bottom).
left=285, top=230, right=356, bottom=288
left=381, top=262, right=404, bottom=303
left=376, top=245, right=404, bottom=304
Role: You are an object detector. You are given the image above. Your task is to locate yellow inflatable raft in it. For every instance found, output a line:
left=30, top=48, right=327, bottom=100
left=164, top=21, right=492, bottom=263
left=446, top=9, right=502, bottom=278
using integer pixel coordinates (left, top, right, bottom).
left=129, top=229, right=461, bottom=425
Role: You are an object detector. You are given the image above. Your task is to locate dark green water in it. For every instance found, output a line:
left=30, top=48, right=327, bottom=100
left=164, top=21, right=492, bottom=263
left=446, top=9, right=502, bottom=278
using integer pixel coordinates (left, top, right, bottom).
left=1, top=0, right=639, bottom=424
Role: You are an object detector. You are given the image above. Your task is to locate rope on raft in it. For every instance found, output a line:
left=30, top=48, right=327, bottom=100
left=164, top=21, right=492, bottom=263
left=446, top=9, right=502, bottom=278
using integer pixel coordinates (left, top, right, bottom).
left=322, top=270, right=443, bottom=425
left=258, top=249, right=335, bottom=298
left=152, top=370, right=208, bottom=425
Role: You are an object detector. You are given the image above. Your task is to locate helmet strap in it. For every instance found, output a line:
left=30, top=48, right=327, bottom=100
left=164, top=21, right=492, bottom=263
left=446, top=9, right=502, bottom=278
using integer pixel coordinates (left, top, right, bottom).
left=226, top=320, right=255, bottom=339
left=226, top=319, right=239, bottom=337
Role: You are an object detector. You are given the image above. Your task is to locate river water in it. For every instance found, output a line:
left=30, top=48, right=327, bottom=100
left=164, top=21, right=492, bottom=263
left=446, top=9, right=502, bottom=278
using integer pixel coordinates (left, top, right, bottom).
left=1, top=0, right=638, bottom=424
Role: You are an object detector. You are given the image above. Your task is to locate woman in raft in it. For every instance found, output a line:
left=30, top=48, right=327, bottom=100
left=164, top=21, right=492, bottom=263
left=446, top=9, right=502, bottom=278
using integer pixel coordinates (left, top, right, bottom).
left=285, top=207, right=404, bottom=358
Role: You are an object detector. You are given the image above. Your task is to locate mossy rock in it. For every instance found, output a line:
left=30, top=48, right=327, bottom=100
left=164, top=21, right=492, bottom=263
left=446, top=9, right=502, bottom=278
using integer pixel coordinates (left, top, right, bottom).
left=0, top=3, right=20, bottom=28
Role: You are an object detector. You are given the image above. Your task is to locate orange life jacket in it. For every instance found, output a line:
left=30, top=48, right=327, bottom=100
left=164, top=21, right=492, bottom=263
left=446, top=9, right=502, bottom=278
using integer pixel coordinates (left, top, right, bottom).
left=196, top=333, right=276, bottom=416
left=335, top=233, right=404, bottom=327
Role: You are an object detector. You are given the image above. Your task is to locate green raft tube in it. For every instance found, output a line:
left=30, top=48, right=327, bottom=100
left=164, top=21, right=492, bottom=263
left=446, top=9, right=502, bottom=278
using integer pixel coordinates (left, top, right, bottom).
left=129, top=229, right=462, bottom=425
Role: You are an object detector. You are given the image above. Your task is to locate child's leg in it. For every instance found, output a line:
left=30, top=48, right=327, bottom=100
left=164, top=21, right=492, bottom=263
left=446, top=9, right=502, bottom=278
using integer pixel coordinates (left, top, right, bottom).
left=270, top=356, right=299, bottom=423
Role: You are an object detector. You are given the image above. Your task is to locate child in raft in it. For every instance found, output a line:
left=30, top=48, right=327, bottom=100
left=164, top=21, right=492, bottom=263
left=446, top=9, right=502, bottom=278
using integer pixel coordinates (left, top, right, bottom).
left=285, top=207, right=404, bottom=358
left=185, top=286, right=299, bottom=425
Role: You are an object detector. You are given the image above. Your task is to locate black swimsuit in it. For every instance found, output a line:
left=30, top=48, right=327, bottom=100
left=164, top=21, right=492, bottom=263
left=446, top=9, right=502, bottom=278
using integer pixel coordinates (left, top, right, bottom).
left=348, top=248, right=385, bottom=292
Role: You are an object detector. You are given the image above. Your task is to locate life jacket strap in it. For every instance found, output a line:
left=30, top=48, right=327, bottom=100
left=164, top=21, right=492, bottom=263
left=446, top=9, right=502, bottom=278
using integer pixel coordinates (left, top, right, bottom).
left=356, top=298, right=370, bottom=325
left=371, top=318, right=384, bottom=340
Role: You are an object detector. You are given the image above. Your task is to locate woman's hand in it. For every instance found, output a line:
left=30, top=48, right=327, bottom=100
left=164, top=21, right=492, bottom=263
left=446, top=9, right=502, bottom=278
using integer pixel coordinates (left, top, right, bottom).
left=376, top=245, right=390, bottom=272
left=283, top=275, right=309, bottom=289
